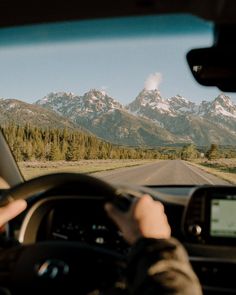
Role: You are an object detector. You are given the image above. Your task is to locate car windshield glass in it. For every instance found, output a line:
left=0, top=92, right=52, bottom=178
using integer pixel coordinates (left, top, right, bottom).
left=0, top=14, right=235, bottom=186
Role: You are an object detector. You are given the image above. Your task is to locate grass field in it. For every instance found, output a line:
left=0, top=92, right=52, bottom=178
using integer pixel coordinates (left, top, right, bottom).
left=18, top=159, right=153, bottom=180
left=190, top=159, right=236, bottom=184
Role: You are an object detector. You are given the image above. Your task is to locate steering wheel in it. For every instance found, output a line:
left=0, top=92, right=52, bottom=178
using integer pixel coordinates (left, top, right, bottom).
left=0, top=173, right=130, bottom=295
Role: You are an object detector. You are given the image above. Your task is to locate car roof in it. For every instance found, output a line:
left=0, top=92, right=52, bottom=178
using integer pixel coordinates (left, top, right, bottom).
left=0, top=0, right=236, bottom=28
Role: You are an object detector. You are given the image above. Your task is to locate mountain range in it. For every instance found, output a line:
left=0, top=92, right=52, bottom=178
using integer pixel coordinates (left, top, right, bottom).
left=1, top=89, right=236, bottom=147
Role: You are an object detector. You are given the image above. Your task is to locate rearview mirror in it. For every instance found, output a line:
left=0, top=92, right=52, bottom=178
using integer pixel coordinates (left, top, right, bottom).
left=187, top=47, right=236, bottom=92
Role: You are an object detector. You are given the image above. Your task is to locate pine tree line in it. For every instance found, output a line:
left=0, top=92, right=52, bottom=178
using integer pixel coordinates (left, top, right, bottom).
left=1, top=124, right=161, bottom=161
left=2, top=124, right=234, bottom=161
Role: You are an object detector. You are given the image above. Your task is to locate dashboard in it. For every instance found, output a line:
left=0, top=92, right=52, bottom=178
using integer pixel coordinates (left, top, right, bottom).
left=2, top=184, right=236, bottom=294
left=7, top=185, right=236, bottom=249
left=37, top=198, right=128, bottom=253
left=17, top=196, right=129, bottom=254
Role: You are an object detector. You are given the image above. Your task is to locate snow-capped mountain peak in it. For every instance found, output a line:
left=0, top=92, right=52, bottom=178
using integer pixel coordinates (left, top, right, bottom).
left=128, top=89, right=174, bottom=116
left=38, top=91, right=77, bottom=104
left=167, top=94, right=196, bottom=114
left=198, top=94, right=236, bottom=119
left=214, top=93, right=235, bottom=109
left=36, top=89, right=123, bottom=121
left=217, top=93, right=233, bottom=102
left=169, top=94, right=190, bottom=104
left=36, top=92, right=81, bottom=116
left=80, top=89, right=124, bottom=118
left=83, top=89, right=123, bottom=112
left=137, top=89, right=164, bottom=105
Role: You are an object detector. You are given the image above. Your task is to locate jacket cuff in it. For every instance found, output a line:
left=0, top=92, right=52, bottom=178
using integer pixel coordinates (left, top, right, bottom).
left=129, top=237, right=180, bottom=262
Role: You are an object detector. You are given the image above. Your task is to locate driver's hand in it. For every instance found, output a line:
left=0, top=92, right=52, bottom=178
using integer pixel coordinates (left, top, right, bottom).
left=0, top=200, right=27, bottom=228
left=105, top=195, right=171, bottom=245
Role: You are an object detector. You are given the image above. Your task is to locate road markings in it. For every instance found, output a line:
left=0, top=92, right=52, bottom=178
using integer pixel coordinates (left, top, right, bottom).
left=184, top=162, right=215, bottom=184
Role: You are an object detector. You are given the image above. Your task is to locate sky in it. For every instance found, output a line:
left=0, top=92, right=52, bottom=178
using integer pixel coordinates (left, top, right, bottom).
left=0, top=15, right=235, bottom=105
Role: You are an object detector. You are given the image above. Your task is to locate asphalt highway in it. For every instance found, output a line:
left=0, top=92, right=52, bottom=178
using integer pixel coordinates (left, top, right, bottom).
left=93, top=160, right=230, bottom=185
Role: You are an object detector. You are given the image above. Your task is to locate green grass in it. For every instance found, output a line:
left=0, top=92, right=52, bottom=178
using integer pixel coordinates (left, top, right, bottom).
left=189, top=159, right=236, bottom=184
left=200, top=162, right=236, bottom=173
left=19, top=159, right=154, bottom=180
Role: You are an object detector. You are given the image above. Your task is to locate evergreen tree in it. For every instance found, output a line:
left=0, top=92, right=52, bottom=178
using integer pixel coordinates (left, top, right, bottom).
left=49, top=142, right=61, bottom=161
left=206, top=144, right=219, bottom=160
left=0, top=123, right=175, bottom=161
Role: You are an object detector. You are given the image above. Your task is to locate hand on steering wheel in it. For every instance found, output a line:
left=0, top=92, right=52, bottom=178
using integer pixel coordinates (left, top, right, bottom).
left=105, top=194, right=171, bottom=245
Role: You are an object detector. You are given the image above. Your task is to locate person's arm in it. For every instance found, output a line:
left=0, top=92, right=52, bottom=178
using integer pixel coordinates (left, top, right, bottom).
left=0, top=200, right=27, bottom=227
left=105, top=195, right=202, bottom=295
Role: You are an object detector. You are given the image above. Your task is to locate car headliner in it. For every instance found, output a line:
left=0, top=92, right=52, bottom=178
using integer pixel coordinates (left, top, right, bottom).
left=0, top=0, right=236, bottom=28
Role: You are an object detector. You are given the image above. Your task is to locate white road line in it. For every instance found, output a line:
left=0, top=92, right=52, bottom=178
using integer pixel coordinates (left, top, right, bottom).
left=183, top=162, right=215, bottom=184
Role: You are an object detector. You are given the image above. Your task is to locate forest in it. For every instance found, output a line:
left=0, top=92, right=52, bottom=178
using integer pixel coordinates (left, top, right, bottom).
left=1, top=124, right=161, bottom=161
left=1, top=124, right=235, bottom=161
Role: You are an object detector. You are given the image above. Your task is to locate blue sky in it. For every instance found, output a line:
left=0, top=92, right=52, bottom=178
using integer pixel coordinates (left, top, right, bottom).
left=0, top=15, right=235, bottom=105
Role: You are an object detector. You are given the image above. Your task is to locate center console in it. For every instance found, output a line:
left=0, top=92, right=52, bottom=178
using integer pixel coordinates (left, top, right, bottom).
left=183, top=186, right=236, bottom=294
left=183, top=186, right=236, bottom=246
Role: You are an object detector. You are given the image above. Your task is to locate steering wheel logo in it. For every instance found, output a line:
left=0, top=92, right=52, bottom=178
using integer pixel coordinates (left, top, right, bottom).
left=36, top=259, right=69, bottom=279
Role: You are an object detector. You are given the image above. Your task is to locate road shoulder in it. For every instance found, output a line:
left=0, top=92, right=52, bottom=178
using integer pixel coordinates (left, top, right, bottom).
left=186, top=161, right=235, bottom=185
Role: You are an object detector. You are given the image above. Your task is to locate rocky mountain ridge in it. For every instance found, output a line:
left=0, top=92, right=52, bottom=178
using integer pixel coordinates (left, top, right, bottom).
left=36, top=89, right=236, bottom=145
left=1, top=88, right=236, bottom=147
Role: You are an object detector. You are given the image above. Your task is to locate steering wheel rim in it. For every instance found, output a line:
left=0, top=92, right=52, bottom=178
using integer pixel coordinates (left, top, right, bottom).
left=0, top=173, right=128, bottom=294
left=1, top=172, right=117, bottom=205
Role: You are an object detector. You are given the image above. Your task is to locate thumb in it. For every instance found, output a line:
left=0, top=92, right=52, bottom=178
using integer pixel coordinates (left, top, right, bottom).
left=0, top=200, right=27, bottom=227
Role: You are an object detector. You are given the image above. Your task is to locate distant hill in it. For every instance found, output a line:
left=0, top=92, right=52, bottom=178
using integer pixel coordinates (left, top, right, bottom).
left=0, top=98, right=80, bottom=130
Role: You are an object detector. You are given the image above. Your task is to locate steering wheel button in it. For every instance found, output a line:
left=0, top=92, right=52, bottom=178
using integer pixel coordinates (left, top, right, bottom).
left=96, top=237, right=104, bottom=244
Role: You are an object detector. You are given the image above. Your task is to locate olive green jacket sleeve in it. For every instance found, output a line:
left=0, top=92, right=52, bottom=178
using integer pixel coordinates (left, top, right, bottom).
left=127, top=238, right=202, bottom=295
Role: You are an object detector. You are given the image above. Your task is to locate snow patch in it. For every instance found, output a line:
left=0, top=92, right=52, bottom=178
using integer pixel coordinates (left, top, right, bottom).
left=215, top=104, right=236, bottom=118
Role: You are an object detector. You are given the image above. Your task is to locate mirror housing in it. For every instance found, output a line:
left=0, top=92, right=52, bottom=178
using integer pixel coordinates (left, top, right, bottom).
left=187, top=47, right=236, bottom=92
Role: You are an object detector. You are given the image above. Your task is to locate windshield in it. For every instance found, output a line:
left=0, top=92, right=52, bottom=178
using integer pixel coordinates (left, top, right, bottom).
left=0, top=14, right=236, bottom=185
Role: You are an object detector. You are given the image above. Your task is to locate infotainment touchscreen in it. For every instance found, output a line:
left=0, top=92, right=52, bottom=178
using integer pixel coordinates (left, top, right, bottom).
left=210, top=198, right=236, bottom=238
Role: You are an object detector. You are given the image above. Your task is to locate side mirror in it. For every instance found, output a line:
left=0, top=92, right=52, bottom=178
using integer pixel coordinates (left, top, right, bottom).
left=187, top=47, right=236, bottom=92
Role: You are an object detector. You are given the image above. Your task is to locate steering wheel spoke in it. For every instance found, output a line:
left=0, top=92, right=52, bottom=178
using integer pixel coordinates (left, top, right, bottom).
left=9, top=241, right=126, bottom=294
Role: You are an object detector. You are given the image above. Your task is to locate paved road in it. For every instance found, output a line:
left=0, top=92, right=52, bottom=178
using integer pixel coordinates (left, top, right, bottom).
left=93, top=160, right=230, bottom=185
